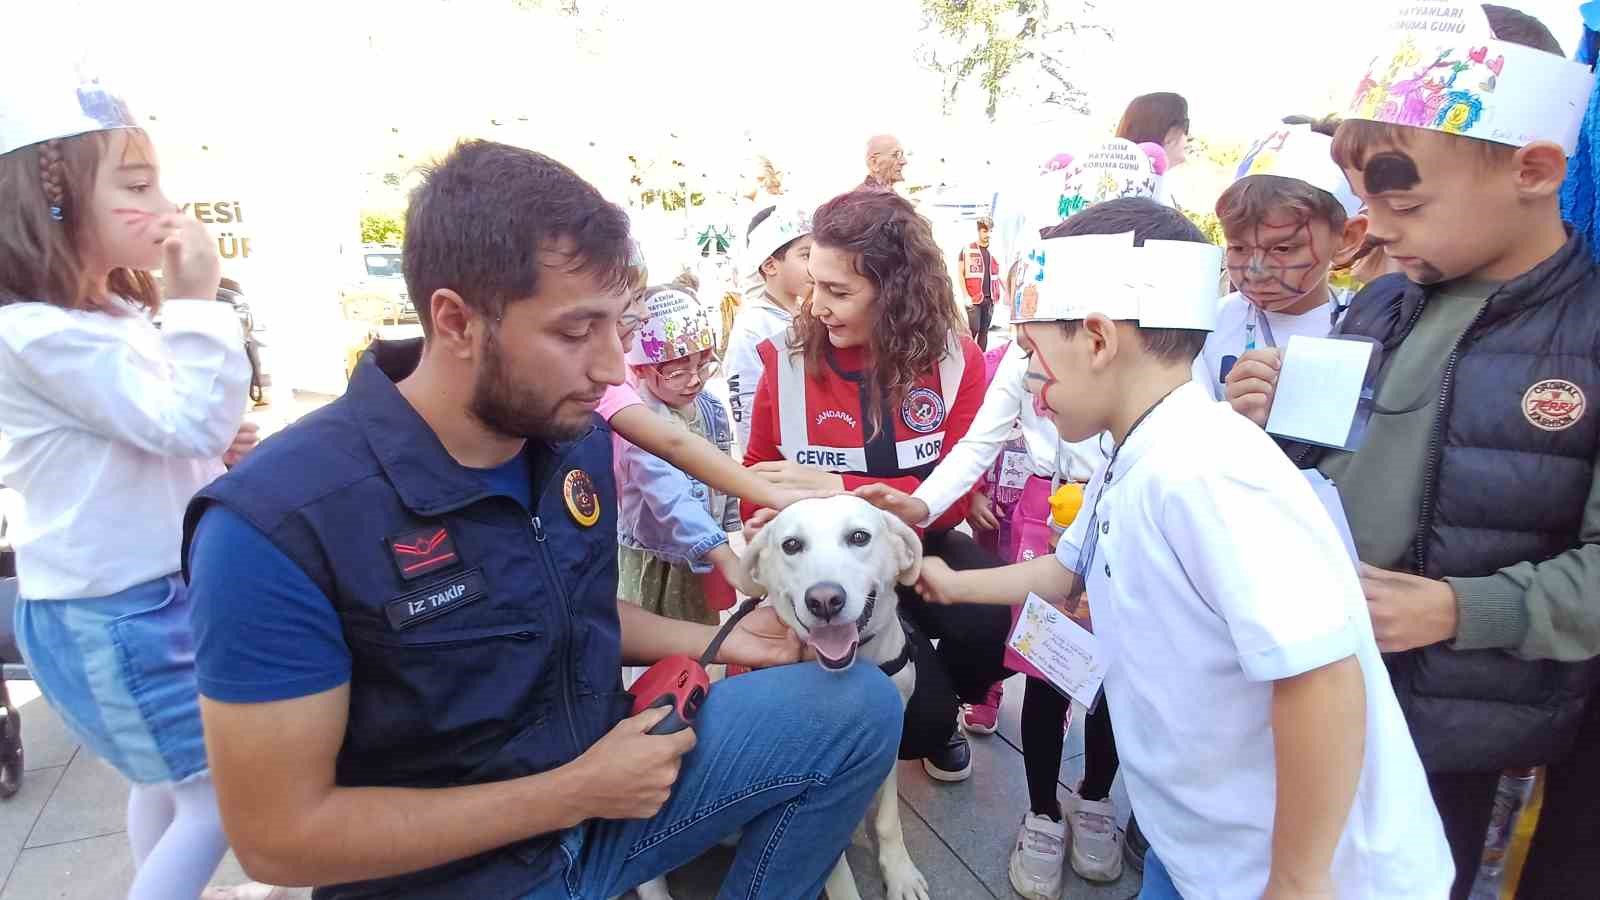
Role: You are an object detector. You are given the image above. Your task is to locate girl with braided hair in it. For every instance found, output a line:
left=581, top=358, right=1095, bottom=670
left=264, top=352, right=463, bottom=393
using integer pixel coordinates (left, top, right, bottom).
left=0, top=73, right=266, bottom=899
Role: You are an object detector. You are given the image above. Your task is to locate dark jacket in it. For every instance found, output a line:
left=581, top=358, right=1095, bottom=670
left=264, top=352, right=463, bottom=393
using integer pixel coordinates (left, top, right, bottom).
left=1286, top=235, right=1600, bottom=773
left=183, top=340, right=630, bottom=898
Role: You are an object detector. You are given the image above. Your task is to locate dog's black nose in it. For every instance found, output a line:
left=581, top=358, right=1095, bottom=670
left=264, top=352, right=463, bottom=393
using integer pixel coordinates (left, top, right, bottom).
left=804, top=582, right=847, bottom=620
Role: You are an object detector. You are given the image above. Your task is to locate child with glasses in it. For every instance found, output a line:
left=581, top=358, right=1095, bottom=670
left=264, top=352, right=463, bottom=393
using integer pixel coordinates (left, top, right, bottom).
left=616, top=285, right=753, bottom=625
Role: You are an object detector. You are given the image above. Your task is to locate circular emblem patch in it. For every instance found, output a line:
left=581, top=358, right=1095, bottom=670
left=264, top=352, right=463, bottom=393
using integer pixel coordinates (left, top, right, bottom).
left=900, top=387, right=946, bottom=435
left=563, top=469, right=601, bottom=527
left=1522, top=380, right=1586, bottom=432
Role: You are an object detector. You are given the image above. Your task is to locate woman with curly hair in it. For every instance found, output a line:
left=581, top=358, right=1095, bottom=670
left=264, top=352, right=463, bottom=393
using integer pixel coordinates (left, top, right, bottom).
left=742, top=188, right=1013, bottom=783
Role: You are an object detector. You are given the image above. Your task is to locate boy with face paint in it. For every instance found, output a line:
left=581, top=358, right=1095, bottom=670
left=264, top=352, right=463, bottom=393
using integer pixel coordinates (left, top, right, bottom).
left=912, top=198, right=1451, bottom=900
left=1202, top=123, right=1368, bottom=399
left=1226, top=5, right=1600, bottom=895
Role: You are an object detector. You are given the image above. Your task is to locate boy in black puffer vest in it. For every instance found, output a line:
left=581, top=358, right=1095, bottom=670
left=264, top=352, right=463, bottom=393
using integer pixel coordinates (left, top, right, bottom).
left=1224, top=5, right=1600, bottom=897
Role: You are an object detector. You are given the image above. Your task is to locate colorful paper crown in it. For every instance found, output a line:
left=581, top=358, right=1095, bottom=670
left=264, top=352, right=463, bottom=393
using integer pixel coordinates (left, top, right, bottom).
left=626, top=287, right=720, bottom=366
left=1346, top=2, right=1594, bottom=153
left=0, top=58, right=139, bottom=157
left=1234, top=124, right=1362, bottom=217
left=1052, top=139, right=1163, bottom=221
left=744, top=206, right=813, bottom=279
left=1011, top=232, right=1222, bottom=331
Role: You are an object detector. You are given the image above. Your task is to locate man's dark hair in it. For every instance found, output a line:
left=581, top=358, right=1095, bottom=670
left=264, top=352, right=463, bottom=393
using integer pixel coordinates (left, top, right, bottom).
left=403, top=140, right=632, bottom=335
left=1042, top=198, right=1211, bottom=364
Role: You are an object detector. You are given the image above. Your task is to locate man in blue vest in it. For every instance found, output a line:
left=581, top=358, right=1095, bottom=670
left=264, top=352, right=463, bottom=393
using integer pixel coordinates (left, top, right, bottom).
left=182, top=140, right=902, bottom=900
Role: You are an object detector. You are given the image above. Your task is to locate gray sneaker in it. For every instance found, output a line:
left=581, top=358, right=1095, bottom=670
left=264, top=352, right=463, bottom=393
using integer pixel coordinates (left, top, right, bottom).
left=1009, top=812, right=1066, bottom=900
left=1067, top=797, right=1124, bottom=882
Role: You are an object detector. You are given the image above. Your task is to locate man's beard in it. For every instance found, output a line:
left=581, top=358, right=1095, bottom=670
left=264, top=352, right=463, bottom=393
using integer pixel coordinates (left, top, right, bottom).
left=469, top=329, right=593, bottom=443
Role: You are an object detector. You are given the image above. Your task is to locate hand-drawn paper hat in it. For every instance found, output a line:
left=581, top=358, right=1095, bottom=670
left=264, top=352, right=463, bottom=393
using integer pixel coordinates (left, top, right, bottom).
left=1011, top=232, right=1223, bottom=332
left=1051, top=139, right=1164, bottom=222
left=744, top=205, right=813, bottom=280
left=1234, top=124, right=1362, bottom=217
left=0, top=58, right=139, bottom=157
left=626, top=286, right=720, bottom=366
left=1345, top=1, right=1594, bottom=153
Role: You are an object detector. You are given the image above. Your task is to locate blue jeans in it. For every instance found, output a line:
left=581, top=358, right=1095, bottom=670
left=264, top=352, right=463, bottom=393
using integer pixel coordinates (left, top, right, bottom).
left=1139, top=848, right=1184, bottom=900
left=527, top=660, right=903, bottom=900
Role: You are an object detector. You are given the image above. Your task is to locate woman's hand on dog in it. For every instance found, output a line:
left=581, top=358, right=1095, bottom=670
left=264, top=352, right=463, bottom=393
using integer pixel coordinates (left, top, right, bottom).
left=570, top=707, right=697, bottom=819
left=912, top=557, right=968, bottom=605
left=852, top=483, right=931, bottom=527
left=714, top=605, right=803, bottom=668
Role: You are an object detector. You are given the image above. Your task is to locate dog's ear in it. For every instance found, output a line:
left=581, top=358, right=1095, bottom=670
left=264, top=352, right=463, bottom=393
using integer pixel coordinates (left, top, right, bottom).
left=743, top=517, right=775, bottom=594
left=879, top=508, right=924, bottom=586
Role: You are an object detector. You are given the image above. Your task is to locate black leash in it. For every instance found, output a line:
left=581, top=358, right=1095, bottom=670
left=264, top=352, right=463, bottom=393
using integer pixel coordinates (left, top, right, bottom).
left=699, top=596, right=765, bottom=667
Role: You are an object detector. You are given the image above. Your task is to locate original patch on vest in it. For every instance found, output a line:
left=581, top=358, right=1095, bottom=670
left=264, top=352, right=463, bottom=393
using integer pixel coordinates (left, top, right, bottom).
left=900, top=387, right=946, bottom=435
left=1522, top=379, right=1586, bottom=431
left=563, top=469, right=601, bottom=527
left=387, top=526, right=460, bottom=581
left=386, top=568, right=486, bottom=630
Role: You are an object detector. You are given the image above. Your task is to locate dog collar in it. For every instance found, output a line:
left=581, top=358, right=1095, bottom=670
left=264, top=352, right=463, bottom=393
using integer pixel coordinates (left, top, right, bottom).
left=856, top=590, right=879, bottom=646
left=878, top=613, right=914, bottom=678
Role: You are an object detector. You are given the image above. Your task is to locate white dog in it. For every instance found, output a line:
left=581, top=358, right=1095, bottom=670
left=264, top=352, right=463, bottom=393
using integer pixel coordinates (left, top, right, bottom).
left=745, top=495, right=930, bottom=900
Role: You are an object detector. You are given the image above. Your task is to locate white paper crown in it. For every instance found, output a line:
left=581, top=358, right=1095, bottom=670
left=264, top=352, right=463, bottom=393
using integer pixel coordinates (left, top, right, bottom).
left=1234, top=125, right=1362, bottom=217
left=1012, top=233, right=1222, bottom=331
left=626, top=287, right=720, bottom=366
left=1052, top=139, right=1161, bottom=221
left=0, top=58, right=139, bottom=157
left=744, top=206, right=813, bottom=279
left=1345, top=2, right=1594, bottom=153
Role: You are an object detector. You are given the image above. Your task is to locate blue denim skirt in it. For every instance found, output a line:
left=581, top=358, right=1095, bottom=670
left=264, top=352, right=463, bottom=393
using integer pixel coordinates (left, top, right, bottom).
left=15, top=574, right=208, bottom=784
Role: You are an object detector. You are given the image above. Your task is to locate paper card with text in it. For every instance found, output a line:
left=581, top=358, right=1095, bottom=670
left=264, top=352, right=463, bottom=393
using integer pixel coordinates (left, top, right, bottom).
left=1006, top=593, right=1107, bottom=708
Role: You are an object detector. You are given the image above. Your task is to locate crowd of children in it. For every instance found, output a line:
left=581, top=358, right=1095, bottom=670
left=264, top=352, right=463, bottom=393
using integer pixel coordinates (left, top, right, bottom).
left=3, top=1, right=1600, bottom=898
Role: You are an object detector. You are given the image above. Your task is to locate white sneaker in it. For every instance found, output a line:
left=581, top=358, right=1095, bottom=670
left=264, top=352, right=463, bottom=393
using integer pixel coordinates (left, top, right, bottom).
left=1008, top=812, right=1066, bottom=900
left=1067, top=796, right=1124, bottom=882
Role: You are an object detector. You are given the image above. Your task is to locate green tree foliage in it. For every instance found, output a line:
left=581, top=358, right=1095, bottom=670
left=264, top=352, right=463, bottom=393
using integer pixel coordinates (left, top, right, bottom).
left=361, top=212, right=405, bottom=245
left=918, top=0, right=1111, bottom=120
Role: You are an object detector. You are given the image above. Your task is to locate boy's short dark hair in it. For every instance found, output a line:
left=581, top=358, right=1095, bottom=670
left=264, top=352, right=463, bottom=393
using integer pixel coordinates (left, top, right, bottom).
left=1041, top=198, right=1210, bottom=364
left=1333, top=5, right=1563, bottom=173
left=1216, top=174, right=1350, bottom=237
left=403, top=140, right=632, bottom=335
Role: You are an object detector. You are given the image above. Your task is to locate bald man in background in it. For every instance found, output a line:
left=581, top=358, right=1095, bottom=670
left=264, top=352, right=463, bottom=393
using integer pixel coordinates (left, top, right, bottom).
left=860, top=134, right=906, bottom=192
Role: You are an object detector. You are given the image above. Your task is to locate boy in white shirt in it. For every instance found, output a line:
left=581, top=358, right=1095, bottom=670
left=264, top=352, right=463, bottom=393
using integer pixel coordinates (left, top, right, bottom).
left=726, top=205, right=812, bottom=452
left=908, top=198, right=1452, bottom=899
left=1197, top=121, right=1368, bottom=400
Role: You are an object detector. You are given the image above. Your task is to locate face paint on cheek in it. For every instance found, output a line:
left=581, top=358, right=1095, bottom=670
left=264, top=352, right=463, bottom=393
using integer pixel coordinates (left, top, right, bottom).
left=1363, top=152, right=1421, bottom=195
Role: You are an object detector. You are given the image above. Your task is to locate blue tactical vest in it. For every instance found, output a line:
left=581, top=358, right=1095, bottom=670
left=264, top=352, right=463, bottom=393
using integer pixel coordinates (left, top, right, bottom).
left=182, top=340, right=630, bottom=899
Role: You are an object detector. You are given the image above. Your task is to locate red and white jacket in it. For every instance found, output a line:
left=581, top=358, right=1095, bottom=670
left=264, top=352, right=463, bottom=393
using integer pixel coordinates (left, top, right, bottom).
left=961, top=242, right=1001, bottom=308
left=742, top=331, right=987, bottom=531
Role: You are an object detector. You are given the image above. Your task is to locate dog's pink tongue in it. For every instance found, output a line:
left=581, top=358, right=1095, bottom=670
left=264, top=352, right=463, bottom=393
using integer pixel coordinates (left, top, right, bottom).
left=807, top=622, right=859, bottom=662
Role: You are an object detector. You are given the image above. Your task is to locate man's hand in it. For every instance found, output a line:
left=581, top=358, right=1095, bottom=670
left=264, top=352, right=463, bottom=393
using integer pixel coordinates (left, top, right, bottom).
left=853, top=483, right=931, bottom=527
left=1224, top=348, right=1282, bottom=427
left=223, top=422, right=260, bottom=467
left=1360, top=564, right=1458, bottom=652
left=714, top=605, right=802, bottom=668
left=913, top=557, right=969, bottom=605
left=750, top=460, right=845, bottom=494
left=966, top=491, right=1000, bottom=532
left=569, top=708, right=697, bottom=820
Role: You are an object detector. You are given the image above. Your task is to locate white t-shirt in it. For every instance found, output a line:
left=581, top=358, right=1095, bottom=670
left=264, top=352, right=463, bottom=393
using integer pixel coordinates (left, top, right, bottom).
left=1195, top=292, right=1346, bottom=400
left=724, top=291, right=795, bottom=453
left=913, top=343, right=1103, bottom=523
left=1056, top=383, right=1451, bottom=900
left=0, top=298, right=249, bottom=599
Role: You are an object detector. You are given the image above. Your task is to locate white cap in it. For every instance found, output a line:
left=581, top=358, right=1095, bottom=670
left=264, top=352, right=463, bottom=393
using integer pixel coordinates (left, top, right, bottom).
left=1013, top=233, right=1223, bottom=332
left=0, top=59, right=139, bottom=157
left=1346, top=2, right=1594, bottom=153
left=744, top=206, right=812, bottom=280
left=1234, top=125, right=1362, bottom=217
left=625, top=287, right=720, bottom=366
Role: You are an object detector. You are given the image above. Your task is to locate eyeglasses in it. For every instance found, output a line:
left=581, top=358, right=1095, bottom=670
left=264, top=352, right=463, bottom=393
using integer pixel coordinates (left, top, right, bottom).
left=657, top=357, right=719, bottom=388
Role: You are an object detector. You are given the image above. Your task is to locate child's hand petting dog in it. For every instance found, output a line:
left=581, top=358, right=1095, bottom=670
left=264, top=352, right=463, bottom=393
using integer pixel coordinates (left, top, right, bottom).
left=912, top=556, right=967, bottom=605
left=853, top=483, right=931, bottom=527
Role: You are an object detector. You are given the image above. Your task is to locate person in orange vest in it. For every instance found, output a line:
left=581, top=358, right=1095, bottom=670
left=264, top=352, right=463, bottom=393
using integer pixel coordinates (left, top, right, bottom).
left=960, top=216, right=1001, bottom=349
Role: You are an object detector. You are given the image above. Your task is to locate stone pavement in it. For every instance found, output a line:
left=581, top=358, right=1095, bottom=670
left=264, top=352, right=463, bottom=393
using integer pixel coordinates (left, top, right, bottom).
left=1, top=673, right=1138, bottom=900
